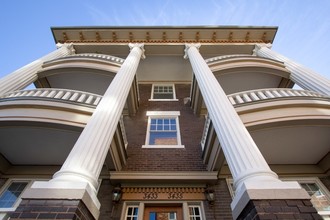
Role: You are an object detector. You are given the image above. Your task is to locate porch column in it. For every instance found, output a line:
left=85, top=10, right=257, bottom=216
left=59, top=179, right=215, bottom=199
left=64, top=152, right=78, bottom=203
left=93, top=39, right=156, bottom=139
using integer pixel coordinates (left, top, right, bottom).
left=184, top=43, right=308, bottom=219
left=52, top=43, right=144, bottom=189
left=254, top=44, right=330, bottom=95
left=0, top=43, right=75, bottom=94
left=21, top=43, right=145, bottom=219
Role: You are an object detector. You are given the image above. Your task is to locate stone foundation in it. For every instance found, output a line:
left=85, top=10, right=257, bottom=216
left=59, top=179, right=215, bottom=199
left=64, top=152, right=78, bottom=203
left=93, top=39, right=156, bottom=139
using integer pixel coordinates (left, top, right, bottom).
left=10, top=199, right=94, bottom=220
left=237, top=199, right=322, bottom=220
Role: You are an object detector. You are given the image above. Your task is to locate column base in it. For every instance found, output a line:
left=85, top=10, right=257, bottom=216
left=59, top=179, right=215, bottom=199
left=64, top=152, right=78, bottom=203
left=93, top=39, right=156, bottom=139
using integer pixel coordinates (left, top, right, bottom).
left=10, top=199, right=94, bottom=220
left=231, top=181, right=315, bottom=219
left=15, top=181, right=100, bottom=219
left=236, top=199, right=322, bottom=220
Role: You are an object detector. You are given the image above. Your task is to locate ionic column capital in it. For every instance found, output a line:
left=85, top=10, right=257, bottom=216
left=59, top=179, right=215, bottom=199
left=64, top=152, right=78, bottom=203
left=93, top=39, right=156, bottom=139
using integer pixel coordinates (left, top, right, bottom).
left=184, top=43, right=201, bottom=59
left=56, top=42, right=76, bottom=54
left=129, top=43, right=146, bottom=59
left=253, top=43, right=272, bottom=55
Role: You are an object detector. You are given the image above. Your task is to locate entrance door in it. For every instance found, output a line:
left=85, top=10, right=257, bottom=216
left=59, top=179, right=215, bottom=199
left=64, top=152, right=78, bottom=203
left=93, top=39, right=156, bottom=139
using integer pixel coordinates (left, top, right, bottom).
left=143, top=206, right=183, bottom=220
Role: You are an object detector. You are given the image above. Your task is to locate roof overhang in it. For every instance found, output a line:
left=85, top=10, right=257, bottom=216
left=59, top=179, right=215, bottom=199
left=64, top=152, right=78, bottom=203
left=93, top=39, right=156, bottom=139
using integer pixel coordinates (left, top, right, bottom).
left=51, top=26, right=278, bottom=45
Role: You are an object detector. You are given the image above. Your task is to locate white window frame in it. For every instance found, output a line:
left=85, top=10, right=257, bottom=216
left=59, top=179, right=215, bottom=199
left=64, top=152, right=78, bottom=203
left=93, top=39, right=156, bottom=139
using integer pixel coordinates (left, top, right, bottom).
left=124, top=205, right=139, bottom=220
left=0, top=179, right=33, bottom=212
left=226, top=177, right=330, bottom=218
left=149, top=84, right=178, bottom=101
left=121, top=201, right=205, bottom=220
left=188, top=204, right=203, bottom=220
left=143, top=111, right=184, bottom=148
left=283, top=177, right=330, bottom=217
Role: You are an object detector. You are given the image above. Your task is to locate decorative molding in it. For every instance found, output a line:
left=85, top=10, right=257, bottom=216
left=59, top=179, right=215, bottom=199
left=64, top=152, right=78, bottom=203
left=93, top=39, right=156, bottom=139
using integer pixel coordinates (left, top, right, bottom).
left=184, top=43, right=201, bottom=59
left=122, top=187, right=205, bottom=201
left=129, top=43, right=146, bottom=59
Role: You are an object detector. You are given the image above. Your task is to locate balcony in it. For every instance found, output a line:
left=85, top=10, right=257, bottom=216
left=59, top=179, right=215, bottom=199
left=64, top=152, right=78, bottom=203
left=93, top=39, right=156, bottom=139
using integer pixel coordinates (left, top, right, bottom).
left=201, top=88, right=330, bottom=175
left=0, top=88, right=128, bottom=175
left=34, top=53, right=138, bottom=116
left=191, top=55, right=294, bottom=115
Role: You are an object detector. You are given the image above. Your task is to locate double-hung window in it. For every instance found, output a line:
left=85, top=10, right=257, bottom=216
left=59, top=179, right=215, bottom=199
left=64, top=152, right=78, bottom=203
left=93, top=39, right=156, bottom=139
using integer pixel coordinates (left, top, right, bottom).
left=143, top=111, right=184, bottom=148
left=150, top=84, right=177, bottom=101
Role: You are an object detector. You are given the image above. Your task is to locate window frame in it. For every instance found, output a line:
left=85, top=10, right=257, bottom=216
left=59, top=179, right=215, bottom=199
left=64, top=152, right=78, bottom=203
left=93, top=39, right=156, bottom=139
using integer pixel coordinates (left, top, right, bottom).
left=124, top=205, right=139, bottom=220
left=143, top=111, right=184, bottom=148
left=121, top=201, right=205, bottom=220
left=149, top=84, right=178, bottom=101
left=0, top=179, right=33, bottom=212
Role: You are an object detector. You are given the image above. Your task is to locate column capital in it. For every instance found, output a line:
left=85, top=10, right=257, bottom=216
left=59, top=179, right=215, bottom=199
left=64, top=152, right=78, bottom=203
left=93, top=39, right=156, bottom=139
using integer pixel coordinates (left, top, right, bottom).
left=184, top=43, right=201, bottom=59
left=56, top=42, right=75, bottom=54
left=129, top=43, right=146, bottom=59
left=253, top=43, right=272, bottom=55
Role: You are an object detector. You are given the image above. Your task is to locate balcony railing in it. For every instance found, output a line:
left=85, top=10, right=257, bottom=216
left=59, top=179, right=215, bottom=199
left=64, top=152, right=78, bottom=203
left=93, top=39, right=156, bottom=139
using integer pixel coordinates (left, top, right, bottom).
left=205, top=54, right=250, bottom=63
left=0, top=88, right=102, bottom=106
left=227, top=88, right=326, bottom=106
left=0, top=88, right=129, bottom=146
left=44, top=53, right=125, bottom=65
left=200, top=88, right=329, bottom=149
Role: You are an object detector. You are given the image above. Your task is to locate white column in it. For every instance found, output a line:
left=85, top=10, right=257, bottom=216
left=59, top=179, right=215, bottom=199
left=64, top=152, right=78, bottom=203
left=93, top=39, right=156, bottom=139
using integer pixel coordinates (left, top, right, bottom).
left=0, top=43, right=75, bottom=94
left=254, top=44, right=330, bottom=96
left=185, top=44, right=307, bottom=218
left=185, top=43, right=279, bottom=189
left=52, top=43, right=145, bottom=191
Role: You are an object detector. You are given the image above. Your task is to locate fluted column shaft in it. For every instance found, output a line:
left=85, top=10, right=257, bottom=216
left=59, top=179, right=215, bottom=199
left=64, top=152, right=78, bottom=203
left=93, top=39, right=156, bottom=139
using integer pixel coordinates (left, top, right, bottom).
left=184, top=44, right=279, bottom=190
left=52, top=43, right=145, bottom=191
left=0, top=43, right=75, bottom=94
left=255, top=44, right=330, bottom=96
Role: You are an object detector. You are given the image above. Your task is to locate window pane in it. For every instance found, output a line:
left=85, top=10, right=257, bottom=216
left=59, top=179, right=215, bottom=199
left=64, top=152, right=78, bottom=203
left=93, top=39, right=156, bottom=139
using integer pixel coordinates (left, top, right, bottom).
left=0, top=182, right=28, bottom=208
left=151, top=119, right=157, bottom=124
left=150, top=131, right=177, bottom=145
left=149, top=212, right=156, bottom=220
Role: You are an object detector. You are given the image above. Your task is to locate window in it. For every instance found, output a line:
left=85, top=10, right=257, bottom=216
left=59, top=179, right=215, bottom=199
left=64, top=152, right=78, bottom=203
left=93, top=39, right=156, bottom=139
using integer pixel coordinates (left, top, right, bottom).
left=150, top=84, right=177, bottom=101
left=0, top=180, right=30, bottom=210
left=299, top=182, right=330, bottom=217
left=125, top=206, right=139, bottom=220
left=189, top=205, right=202, bottom=220
left=143, top=111, right=184, bottom=148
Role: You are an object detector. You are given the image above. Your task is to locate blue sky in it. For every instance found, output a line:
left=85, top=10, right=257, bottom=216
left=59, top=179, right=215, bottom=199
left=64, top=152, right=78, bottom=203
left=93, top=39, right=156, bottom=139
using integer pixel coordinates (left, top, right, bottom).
left=1, top=0, right=330, bottom=81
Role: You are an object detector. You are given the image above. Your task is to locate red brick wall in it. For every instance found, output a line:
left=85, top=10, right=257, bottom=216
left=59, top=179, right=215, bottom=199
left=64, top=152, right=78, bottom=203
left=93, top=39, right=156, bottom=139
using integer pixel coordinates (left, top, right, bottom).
left=123, top=84, right=206, bottom=171
left=203, top=179, right=233, bottom=220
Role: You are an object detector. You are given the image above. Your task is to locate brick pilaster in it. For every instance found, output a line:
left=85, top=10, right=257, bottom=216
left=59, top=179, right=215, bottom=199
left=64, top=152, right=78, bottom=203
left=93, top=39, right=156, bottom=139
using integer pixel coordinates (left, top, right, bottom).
left=237, top=199, right=322, bottom=220
left=10, top=199, right=94, bottom=220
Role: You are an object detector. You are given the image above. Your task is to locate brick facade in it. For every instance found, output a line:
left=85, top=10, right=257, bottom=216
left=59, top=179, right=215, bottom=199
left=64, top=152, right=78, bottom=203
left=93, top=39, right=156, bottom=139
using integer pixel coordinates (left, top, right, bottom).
left=237, top=199, right=322, bottom=220
left=204, top=179, right=233, bottom=220
left=123, top=84, right=206, bottom=171
left=10, top=199, right=94, bottom=220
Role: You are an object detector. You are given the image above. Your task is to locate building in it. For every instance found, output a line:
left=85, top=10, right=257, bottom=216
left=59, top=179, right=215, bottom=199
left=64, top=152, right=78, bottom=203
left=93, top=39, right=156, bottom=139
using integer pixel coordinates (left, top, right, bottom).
left=0, top=26, right=329, bottom=220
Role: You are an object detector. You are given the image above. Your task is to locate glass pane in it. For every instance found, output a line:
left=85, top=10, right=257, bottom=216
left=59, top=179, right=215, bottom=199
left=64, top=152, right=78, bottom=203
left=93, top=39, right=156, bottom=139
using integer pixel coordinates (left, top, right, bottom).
left=157, top=119, right=163, bottom=124
left=164, top=119, right=170, bottom=124
left=127, top=207, right=133, bottom=215
left=164, top=125, right=170, bottom=130
left=157, top=125, right=163, bottom=130
left=170, top=119, right=176, bottom=124
left=0, top=182, right=28, bottom=208
left=150, top=125, right=156, bottom=131
left=133, top=207, right=138, bottom=215
left=151, top=119, right=157, bottom=124
left=150, top=131, right=177, bottom=145
left=149, top=212, right=156, bottom=220
left=170, top=125, right=176, bottom=130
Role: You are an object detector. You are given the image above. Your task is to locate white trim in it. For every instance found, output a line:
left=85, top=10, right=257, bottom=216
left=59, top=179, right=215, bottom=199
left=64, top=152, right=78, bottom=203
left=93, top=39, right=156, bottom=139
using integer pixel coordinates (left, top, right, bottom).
left=146, top=111, right=180, bottom=116
left=144, top=111, right=183, bottom=148
left=121, top=201, right=205, bottom=220
left=150, top=84, right=177, bottom=101
left=142, top=145, right=185, bottom=148
left=149, top=99, right=179, bottom=101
